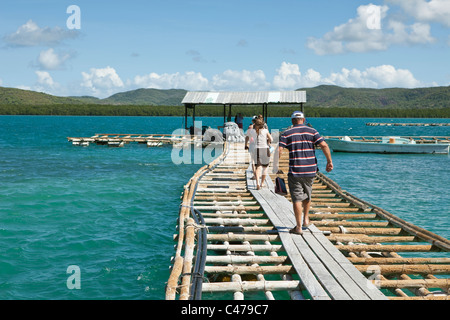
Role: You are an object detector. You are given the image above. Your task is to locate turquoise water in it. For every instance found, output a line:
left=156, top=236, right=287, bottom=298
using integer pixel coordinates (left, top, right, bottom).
left=0, top=115, right=449, bottom=299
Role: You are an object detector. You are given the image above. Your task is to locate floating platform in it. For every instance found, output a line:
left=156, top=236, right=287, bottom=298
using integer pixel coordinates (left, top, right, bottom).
left=67, top=133, right=210, bottom=148
left=166, top=142, right=450, bottom=300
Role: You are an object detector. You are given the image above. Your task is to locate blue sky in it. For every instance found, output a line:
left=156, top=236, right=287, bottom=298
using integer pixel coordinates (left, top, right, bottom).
left=0, top=0, right=449, bottom=98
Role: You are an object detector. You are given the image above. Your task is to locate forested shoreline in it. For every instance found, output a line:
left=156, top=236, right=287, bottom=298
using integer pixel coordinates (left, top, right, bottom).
left=0, top=104, right=448, bottom=118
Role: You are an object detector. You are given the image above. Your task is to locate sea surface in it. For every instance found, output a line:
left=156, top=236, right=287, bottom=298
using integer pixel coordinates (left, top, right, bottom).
left=0, top=115, right=448, bottom=300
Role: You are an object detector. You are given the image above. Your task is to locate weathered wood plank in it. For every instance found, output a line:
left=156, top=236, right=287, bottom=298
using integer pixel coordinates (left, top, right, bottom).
left=247, top=171, right=332, bottom=300
left=308, top=225, right=388, bottom=300
left=256, top=189, right=352, bottom=300
left=251, top=168, right=387, bottom=300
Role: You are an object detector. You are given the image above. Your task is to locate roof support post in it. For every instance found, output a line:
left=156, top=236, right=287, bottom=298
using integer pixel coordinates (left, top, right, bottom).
left=262, top=103, right=268, bottom=124
left=223, top=105, right=226, bottom=125
left=184, top=103, right=196, bottom=130
left=185, top=104, right=188, bottom=130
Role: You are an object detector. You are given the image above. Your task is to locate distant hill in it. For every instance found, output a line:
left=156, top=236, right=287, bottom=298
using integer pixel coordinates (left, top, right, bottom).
left=0, top=85, right=448, bottom=109
left=0, top=86, right=187, bottom=106
left=0, top=87, right=85, bottom=105
left=299, top=85, right=450, bottom=109
left=102, top=88, right=187, bottom=105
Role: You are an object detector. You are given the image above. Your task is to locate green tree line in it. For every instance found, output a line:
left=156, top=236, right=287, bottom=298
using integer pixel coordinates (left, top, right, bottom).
left=0, top=104, right=449, bottom=118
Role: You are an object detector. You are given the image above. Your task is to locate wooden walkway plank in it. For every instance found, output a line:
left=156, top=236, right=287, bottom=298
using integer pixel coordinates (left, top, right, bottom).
left=246, top=166, right=387, bottom=300
left=254, top=188, right=352, bottom=300
left=249, top=184, right=331, bottom=300
left=307, top=224, right=388, bottom=300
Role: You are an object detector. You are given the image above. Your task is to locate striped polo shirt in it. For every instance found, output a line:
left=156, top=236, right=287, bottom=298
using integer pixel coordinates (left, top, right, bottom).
left=279, top=124, right=324, bottom=177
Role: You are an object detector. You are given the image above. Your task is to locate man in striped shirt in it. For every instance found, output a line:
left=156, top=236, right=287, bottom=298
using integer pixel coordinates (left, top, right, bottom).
left=279, top=111, right=333, bottom=235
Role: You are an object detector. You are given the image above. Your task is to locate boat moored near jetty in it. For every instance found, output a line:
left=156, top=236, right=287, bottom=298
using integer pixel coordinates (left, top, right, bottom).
left=326, top=136, right=450, bottom=154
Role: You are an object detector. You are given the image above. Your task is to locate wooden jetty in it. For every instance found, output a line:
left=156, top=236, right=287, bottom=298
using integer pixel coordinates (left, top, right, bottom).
left=166, top=141, right=450, bottom=300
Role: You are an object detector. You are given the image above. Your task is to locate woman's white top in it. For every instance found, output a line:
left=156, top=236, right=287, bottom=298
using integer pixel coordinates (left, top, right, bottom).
left=246, top=128, right=269, bottom=149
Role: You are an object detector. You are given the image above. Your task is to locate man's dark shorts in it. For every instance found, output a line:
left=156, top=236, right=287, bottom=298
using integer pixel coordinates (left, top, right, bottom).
left=288, top=174, right=314, bottom=203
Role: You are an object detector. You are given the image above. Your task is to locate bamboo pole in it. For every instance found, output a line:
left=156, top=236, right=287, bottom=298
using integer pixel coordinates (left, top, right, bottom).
left=179, top=218, right=196, bottom=300
left=321, top=227, right=403, bottom=235
left=205, top=265, right=294, bottom=275
left=202, top=280, right=301, bottom=293
left=201, top=212, right=265, bottom=218
left=357, top=264, right=450, bottom=275
left=203, top=218, right=270, bottom=226
left=232, top=274, right=244, bottom=300
left=207, top=244, right=283, bottom=252
left=166, top=256, right=184, bottom=300
left=373, top=279, right=449, bottom=289
left=310, top=213, right=377, bottom=220
left=206, top=233, right=279, bottom=242
left=389, top=296, right=450, bottom=300
left=165, top=180, right=192, bottom=300
left=347, top=257, right=450, bottom=265
left=205, top=255, right=287, bottom=265
left=195, top=205, right=261, bottom=211
left=315, top=221, right=388, bottom=227
left=336, top=244, right=434, bottom=252
left=328, top=234, right=416, bottom=243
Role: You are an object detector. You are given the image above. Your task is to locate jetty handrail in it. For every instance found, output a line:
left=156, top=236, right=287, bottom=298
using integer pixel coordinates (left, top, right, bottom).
left=189, top=145, right=231, bottom=300
left=165, top=142, right=230, bottom=300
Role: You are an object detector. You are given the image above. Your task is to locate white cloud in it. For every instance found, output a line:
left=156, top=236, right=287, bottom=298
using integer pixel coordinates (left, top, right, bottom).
left=362, top=65, right=421, bottom=87
left=273, top=62, right=301, bottom=89
left=271, top=62, right=421, bottom=89
left=36, top=70, right=55, bottom=87
left=307, top=4, right=436, bottom=55
left=76, top=62, right=423, bottom=98
left=4, top=19, right=79, bottom=47
left=387, top=0, right=450, bottom=27
left=212, top=69, right=270, bottom=91
left=81, top=66, right=124, bottom=98
left=38, top=48, right=71, bottom=70
left=134, top=71, right=209, bottom=90
left=133, top=69, right=269, bottom=92
left=386, top=20, right=436, bottom=45
left=34, top=70, right=60, bottom=94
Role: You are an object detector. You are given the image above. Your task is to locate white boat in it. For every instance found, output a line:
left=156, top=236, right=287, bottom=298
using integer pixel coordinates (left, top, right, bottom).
left=326, top=136, right=450, bottom=154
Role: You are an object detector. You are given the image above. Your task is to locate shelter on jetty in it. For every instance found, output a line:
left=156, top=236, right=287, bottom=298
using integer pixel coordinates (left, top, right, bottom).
left=181, top=90, right=306, bottom=129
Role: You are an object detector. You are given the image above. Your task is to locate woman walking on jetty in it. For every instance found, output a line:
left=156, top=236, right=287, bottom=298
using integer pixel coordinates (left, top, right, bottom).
left=246, top=118, right=273, bottom=190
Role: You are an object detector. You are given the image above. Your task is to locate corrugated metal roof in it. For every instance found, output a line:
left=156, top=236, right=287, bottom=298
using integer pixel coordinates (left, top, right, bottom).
left=182, top=91, right=306, bottom=105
